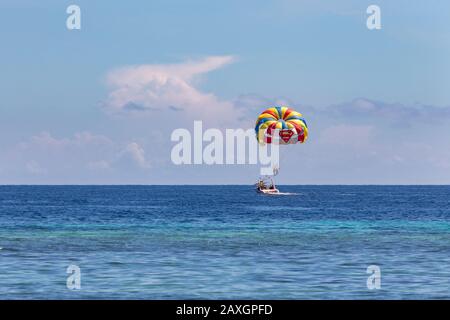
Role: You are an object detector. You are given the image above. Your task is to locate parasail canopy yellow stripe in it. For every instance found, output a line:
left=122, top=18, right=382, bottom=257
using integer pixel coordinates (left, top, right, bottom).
left=256, top=113, right=277, bottom=124
left=288, top=119, right=307, bottom=127
left=266, top=107, right=279, bottom=117
left=285, top=111, right=303, bottom=120
left=279, top=107, right=286, bottom=119
left=259, top=120, right=276, bottom=128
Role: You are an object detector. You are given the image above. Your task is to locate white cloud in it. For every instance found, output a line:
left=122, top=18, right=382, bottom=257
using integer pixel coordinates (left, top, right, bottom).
left=3, top=132, right=152, bottom=183
left=104, top=56, right=237, bottom=125
left=119, top=142, right=151, bottom=169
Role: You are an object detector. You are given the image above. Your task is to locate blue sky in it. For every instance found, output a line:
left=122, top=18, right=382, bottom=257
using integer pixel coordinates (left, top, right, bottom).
left=1, top=0, right=450, bottom=184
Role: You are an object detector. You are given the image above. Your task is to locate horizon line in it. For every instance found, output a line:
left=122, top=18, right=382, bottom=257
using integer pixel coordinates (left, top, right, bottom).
left=1, top=184, right=449, bottom=187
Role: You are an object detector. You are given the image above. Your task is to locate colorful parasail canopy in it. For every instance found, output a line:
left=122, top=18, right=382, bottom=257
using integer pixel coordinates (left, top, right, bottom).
left=255, top=106, right=308, bottom=144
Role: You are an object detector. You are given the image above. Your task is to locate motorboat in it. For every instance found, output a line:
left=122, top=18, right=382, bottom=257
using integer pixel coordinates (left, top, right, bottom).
left=256, top=176, right=280, bottom=194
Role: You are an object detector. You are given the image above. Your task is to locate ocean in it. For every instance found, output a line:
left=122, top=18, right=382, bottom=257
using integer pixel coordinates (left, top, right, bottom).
left=0, top=185, right=449, bottom=299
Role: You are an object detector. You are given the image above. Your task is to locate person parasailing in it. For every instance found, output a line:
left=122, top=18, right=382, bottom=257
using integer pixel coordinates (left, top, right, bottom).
left=254, top=106, right=308, bottom=194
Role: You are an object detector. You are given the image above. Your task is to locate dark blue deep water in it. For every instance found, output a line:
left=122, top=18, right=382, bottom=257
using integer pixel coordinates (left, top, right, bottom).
left=0, top=185, right=449, bottom=299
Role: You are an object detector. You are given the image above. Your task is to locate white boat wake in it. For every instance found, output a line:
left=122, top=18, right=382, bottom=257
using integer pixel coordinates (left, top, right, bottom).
left=263, top=192, right=298, bottom=196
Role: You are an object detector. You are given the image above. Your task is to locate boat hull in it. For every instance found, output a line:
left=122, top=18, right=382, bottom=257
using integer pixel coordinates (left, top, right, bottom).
left=256, top=188, right=280, bottom=195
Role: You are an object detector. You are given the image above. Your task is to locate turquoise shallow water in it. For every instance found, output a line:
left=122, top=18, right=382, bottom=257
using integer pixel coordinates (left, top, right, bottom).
left=0, top=185, right=449, bottom=299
